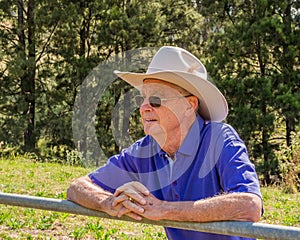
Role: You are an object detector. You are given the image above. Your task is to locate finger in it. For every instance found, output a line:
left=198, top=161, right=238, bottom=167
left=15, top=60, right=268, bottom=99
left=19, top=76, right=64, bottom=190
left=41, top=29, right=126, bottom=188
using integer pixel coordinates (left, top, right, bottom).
left=114, top=183, right=134, bottom=197
left=126, top=192, right=147, bottom=205
left=131, top=182, right=150, bottom=196
left=126, top=212, right=143, bottom=221
left=114, top=187, right=124, bottom=197
left=117, top=206, right=131, bottom=218
left=114, top=184, right=133, bottom=197
left=112, top=192, right=146, bottom=207
left=122, top=199, right=145, bottom=215
left=112, top=194, right=128, bottom=207
left=116, top=204, right=143, bottom=221
left=114, top=192, right=147, bottom=205
left=114, top=182, right=150, bottom=197
left=116, top=207, right=142, bottom=221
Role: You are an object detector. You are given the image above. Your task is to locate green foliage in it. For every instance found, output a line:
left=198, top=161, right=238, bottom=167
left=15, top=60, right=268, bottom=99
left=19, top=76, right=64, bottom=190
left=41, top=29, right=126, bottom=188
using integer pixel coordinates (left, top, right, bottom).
left=0, top=0, right=299, bottom=183
left=276, top=132, right=300, bottom=193
left=35, top=138, right=86, bottom=166
left=201, top=0, right=300, bottom=184
left=0, top=0, right=203, bottom=156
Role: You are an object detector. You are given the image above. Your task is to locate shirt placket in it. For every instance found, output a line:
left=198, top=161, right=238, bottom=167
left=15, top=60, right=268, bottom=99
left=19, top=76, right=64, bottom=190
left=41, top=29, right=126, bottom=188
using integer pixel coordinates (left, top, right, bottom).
left=165, top=154, right=180, bottom=201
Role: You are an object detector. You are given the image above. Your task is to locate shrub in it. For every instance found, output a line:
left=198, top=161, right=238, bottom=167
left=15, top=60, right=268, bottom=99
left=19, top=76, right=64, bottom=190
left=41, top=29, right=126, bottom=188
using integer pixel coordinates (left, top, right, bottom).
left=276, top=132, right=300, bottom=193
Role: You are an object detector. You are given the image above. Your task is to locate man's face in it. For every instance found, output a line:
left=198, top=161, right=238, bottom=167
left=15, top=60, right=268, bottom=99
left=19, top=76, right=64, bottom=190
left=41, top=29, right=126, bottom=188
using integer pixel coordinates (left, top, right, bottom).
left=139, top=79, right=194, bottom=142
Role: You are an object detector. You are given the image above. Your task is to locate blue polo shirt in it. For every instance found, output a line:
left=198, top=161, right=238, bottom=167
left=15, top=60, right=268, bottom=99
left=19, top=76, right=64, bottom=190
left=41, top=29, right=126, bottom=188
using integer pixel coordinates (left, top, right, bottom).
left=89, top=115, right=262, bottom=240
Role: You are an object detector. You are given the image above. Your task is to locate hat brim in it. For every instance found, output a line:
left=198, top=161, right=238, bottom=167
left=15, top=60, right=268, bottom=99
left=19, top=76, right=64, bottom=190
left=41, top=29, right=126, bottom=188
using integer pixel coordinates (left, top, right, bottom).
left=114, top=70, right=228, bottom=122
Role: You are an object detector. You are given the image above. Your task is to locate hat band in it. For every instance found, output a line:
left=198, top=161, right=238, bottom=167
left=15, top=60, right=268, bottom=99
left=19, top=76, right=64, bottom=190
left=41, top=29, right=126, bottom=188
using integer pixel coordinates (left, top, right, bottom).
left=146, top=67, right=207, bottom=80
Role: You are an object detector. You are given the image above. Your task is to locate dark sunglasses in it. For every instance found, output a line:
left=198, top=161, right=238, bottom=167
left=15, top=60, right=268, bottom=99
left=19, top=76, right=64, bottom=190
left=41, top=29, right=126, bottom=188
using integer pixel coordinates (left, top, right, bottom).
left=134, top=94, right=193, bottom=108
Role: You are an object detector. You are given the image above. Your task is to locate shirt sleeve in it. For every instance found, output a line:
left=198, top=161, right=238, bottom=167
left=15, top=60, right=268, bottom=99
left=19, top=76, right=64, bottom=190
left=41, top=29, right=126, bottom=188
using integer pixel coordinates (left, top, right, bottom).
left=216, top=124, right=262, bottom=198
left=88, top=149, right=140, bottom=193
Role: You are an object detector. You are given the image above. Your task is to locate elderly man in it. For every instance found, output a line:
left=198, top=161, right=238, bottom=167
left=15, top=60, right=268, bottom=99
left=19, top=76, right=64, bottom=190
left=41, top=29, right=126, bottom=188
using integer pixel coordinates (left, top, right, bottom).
left=67, top=46, right=262, bottom=240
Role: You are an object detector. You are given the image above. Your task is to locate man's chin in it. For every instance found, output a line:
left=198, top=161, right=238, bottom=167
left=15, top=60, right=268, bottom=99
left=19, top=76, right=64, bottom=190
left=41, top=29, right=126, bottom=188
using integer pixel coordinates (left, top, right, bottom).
left=145, top=126, right=167, bottom=142
left=145, top=124, right=162, bottom=135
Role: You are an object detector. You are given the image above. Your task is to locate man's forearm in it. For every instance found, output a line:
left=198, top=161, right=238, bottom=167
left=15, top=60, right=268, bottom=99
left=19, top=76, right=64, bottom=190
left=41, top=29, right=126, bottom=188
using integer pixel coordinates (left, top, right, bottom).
left=67, top=176, right=113, bottom=214
left=160, top=192, right=262, bottom=222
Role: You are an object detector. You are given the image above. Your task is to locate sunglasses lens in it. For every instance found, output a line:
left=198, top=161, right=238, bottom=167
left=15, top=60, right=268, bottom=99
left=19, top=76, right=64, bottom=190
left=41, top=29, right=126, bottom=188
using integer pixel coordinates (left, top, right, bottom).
left=149, top=96, right=161, bottom=107
left=134, top=95, right=145, bottom=107
left=134, top=95, right=162, bottom=108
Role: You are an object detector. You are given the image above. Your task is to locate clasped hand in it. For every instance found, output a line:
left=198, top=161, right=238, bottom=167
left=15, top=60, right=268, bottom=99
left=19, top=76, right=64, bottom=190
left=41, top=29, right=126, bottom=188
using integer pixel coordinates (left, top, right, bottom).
left=111, top=181, right=163, bottom=221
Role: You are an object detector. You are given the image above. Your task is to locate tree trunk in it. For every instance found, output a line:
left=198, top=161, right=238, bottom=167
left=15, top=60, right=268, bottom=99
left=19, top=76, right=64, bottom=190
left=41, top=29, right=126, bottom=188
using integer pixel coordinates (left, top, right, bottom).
left=18, top=0, right=36, bottom=152
left=282, top=2, right=294, bottom=147
left=257, top=38, right=272, bottom=184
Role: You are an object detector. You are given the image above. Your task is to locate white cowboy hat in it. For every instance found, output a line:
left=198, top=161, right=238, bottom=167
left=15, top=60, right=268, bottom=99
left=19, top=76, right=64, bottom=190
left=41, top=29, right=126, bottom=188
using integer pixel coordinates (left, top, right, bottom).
left=114, top=46, right=228, bottom=122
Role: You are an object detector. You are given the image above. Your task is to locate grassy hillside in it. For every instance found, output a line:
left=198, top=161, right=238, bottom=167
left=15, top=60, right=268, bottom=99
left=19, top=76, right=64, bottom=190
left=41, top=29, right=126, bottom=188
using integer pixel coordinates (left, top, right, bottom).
left=0, top=156, right=299, bottom=239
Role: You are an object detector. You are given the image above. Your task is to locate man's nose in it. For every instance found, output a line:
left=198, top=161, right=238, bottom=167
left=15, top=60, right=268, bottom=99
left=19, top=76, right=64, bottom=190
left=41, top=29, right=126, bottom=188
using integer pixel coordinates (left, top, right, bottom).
left=140, top=98, right=153, bottom=111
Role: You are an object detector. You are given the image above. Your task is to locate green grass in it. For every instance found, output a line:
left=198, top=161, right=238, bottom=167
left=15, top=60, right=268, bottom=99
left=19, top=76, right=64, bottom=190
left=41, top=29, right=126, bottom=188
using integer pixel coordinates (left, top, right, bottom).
left=0, top=157, right=166, bottom=239
left=0, top=156, right=299, bottom=239
left=261, top=187, right=300, bottom=227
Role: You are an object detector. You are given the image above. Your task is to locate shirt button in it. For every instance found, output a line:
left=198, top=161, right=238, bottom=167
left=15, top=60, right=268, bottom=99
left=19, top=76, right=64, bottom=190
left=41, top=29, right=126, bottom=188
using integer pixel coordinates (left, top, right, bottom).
left=174, top=194, right=179, bottom=200
left=172, top=181, right=177, bottom=186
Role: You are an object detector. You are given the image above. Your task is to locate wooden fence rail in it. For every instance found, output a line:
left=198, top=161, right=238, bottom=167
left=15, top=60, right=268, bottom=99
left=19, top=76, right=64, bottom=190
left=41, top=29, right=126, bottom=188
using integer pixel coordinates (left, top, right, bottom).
left=0, top=192, right=299, bottom=239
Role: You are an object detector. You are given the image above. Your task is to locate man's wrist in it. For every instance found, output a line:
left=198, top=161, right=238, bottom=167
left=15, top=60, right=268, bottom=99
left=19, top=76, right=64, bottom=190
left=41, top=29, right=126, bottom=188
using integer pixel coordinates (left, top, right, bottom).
left=98, top=194, right=114, bottom=215
left=159, top=200, right=174, bottom=220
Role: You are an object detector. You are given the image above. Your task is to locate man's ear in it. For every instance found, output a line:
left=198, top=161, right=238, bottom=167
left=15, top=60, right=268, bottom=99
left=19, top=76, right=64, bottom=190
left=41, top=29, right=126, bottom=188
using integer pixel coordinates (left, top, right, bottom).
left=185, top=96, right=199, bottom=116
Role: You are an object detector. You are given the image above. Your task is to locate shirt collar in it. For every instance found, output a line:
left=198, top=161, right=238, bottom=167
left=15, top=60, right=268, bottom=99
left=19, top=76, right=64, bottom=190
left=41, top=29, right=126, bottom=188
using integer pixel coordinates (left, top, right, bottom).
left=177, top=115, right=204, bottom=156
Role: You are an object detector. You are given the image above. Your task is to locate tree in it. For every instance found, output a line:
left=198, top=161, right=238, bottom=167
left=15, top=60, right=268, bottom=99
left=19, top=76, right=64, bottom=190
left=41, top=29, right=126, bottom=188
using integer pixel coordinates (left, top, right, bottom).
left=0, top=0, right=37, bottom=151
left=271, top=0, right=300, bottom=147
left=198, top=0, right=299, bottom=183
